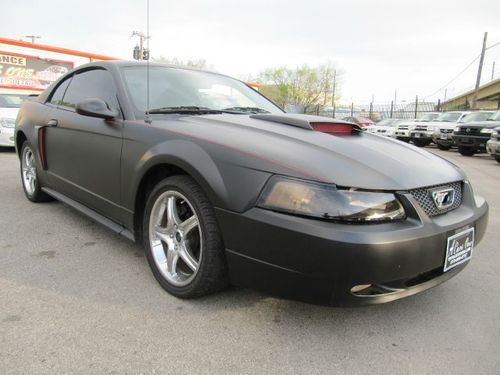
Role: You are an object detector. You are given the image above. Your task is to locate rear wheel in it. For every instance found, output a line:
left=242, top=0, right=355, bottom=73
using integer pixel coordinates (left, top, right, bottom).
left=437, top=143, right=451, bottom=151
left=495, top=155, right=500, bottom=163
left=20, top=141, right=52, bottom=202
left=142, top=175, right=228, bottom=298
left=458, top=146, right=475, bottom=157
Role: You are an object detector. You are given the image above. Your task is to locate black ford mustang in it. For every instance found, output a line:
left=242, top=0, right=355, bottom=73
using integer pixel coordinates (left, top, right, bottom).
left=15, top=61, right=488, bottom=306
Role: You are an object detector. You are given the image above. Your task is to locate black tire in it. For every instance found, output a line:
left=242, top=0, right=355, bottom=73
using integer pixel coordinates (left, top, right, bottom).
left=495, top=155, right=500, bottom=163
left=413, top=139, right=430, bottom=147
left=142, top=175, right=228, bottom=298
left=437, top=143, right=451, bottom=151
left=20, top=141, right=52, bottom=202
left=458, top=146, right=475, bottom=157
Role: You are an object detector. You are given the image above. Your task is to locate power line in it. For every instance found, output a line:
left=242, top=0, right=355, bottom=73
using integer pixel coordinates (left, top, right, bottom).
left=423, top=55, right=480, bottom=100
left=423, top=39, right=500, bottom=100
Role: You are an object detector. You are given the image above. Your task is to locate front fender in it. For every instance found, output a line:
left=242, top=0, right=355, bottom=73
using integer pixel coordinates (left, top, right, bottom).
left=123, top=139, right=271, bottom=215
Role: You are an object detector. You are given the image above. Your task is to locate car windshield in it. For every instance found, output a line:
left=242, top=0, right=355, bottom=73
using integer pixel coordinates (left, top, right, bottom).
left=487, top=110, right=500, bottom=121
left=0, top=94, right=29, bottom=108
left=121, top=66, right=282, bottom=116
left=459, top=112, right=494, bottom=123
left=435, top=112, right=462, bottom=122
left=416, top=113, right=439, bottom=122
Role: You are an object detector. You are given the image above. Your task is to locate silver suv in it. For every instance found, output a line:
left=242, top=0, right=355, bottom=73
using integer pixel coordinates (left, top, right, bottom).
left=410, top=111, right=469, bottom=148
left=393, top=112, right=440, bottom=142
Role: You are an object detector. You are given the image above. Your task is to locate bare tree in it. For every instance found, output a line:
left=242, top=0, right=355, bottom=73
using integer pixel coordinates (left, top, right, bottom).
left=152, top=55, right=213, bottom=70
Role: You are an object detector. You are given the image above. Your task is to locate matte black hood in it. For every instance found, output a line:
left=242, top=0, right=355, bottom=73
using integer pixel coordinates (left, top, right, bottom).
left=157, top=113, right=465, bottom=190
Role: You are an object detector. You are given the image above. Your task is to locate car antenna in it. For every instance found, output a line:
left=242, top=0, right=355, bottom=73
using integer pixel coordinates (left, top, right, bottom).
left=145, top=0, right=152, bottom=124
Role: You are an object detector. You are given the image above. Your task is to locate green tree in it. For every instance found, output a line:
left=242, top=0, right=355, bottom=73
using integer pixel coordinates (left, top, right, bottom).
left=258, top=63, right=341, bottom=113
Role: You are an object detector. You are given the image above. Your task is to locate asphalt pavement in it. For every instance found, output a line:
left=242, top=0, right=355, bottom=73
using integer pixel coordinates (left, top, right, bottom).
left=0, top=146, right=499, bottom=374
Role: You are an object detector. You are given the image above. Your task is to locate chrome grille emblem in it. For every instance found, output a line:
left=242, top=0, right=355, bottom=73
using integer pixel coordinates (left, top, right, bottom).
left=430, top=187, right=455, bottom=210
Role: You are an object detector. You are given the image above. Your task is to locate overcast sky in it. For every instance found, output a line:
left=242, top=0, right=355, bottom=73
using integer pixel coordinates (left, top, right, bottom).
left=2, top=0, right=499, bottom=103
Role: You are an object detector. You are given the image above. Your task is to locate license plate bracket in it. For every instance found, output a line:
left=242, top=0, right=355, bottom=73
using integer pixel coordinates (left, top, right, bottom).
left=444, top=227, right=474, bottom=272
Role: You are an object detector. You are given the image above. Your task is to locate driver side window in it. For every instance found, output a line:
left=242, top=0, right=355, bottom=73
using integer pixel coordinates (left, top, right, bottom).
left=49, top=76, right=72, bottom=106
left=60, top=69, right=120, bottom=114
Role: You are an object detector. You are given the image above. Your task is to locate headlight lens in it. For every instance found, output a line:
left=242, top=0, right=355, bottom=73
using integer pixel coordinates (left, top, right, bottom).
left=0, top=117, right=15, bottom=128
left=480, top=128, right=494, bottom=134
left=257, top=176, right=405, bottom=223
left=454, top=126, right=461, bottom=132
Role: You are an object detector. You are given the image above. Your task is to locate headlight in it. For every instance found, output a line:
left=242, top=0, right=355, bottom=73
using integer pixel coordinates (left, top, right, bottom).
left=454, top=126, right=461, bottom=132
left=257, top=176, right=405, bottom=223
left=480, top=128, right=494, bottom=134
left=0, top=117, right=15, bottom=128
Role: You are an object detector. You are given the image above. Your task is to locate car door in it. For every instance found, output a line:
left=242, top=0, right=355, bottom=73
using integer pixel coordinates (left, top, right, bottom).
left=43, top=68, right=124, bottom=222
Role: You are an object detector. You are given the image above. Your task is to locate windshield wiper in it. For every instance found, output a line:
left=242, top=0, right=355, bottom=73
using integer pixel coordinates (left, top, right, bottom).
left=221, top=106, right=271, bottom=114
left=148, top=106, right=223, bottom=114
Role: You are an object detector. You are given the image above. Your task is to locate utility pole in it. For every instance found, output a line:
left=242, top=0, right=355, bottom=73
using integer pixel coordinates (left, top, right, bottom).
left=132, top=31, right=150, bottom=60
left=471, top=32, right=488, bottom=109
left=331, top=69, right=337, bottom=118
left=24, top=35, right=41, bottom=43
left=414, top=95, right=419, bottom=119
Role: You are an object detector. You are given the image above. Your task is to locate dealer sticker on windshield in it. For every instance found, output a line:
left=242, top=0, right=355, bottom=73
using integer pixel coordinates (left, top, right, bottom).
left=444, top=227, right=474, bottom=272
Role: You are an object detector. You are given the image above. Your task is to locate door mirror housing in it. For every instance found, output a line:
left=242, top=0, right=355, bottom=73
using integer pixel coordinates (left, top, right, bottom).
left=76, top=98, right=119, bottom=120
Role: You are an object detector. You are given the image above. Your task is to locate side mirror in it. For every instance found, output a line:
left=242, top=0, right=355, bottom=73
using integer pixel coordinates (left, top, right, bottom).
left=76, top=98, right=118, bottom=120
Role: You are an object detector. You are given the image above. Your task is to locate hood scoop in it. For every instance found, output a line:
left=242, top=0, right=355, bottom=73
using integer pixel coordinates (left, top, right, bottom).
left=250, top=113, right=361, bottom=134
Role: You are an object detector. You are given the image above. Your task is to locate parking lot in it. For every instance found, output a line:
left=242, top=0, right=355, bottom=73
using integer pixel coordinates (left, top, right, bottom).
left=0, top=146, right=498, bottom=374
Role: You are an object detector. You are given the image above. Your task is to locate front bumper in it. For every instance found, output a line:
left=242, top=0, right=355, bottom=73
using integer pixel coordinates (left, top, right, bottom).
left=410, top=131, right=433, bottom=141
left=394, top=129, right=410, bottom=140
left=0, top=127, right=15, bottom=147
left=453, top=134, right=489, bottom=151
left=216, top=183, right=488, bottom=306
left=433, top=133, right=454, bottom=146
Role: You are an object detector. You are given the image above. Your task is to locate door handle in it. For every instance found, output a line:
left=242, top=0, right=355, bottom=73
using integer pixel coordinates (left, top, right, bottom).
left=47, top=119, right=58, bottom=127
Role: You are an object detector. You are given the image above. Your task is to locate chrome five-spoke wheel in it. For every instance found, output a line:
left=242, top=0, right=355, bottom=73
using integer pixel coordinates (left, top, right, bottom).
left=143, top=175, right=228, bottom=298
left=149, top=191, right=202, bottom=286
left=22, top=145, right=37, bottom=196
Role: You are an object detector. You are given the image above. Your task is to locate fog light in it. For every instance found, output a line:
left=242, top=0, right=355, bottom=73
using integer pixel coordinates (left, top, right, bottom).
left=350, top=284, right=372, bottom=293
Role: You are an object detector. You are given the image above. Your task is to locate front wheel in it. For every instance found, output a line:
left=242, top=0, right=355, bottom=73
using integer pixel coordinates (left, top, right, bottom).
left=142, top=175, right=228, bottom=298
left=413, top=139, right=430, bottom=147
left=458, top=146, right=475, bottom=157
left=437, top=143, right=451, bottom=151
left=495, top=155, right=500, bottom=163
left=20, top=141, right=52, bottom=202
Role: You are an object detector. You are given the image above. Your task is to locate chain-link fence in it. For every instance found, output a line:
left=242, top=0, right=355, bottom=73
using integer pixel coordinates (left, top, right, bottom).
left=290, top=99, right=449, bottom=121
